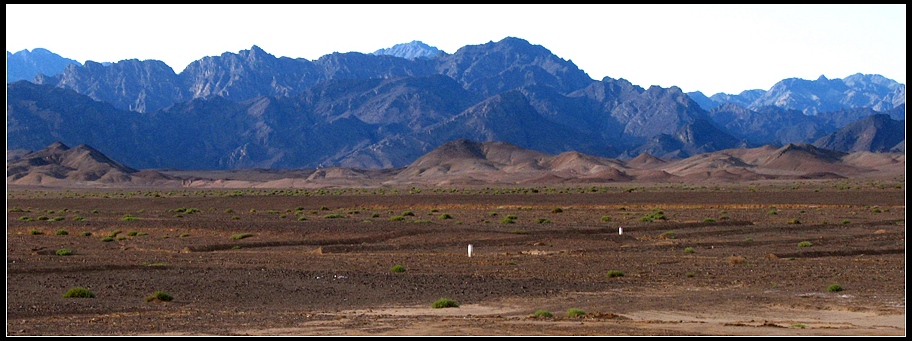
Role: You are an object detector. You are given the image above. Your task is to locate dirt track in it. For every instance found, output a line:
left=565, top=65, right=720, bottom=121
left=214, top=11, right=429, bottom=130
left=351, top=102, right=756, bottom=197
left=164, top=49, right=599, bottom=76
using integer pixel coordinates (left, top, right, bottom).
left=6, top=181, right=906, bottom=335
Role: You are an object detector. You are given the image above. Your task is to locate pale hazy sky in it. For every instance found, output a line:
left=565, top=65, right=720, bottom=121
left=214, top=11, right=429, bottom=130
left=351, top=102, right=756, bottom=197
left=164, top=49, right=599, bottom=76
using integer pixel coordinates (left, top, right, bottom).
left=6, top=4, right=906, bottom=95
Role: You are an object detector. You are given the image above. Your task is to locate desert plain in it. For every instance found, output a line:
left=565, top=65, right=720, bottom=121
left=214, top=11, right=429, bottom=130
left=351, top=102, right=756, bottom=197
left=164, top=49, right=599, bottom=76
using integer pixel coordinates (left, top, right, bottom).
left=5, top=177, right=906, bottom=336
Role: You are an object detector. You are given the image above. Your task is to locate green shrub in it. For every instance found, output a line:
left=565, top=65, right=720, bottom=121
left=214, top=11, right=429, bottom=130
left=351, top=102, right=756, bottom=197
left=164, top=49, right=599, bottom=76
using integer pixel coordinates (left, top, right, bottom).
left=29, top=229, right=42, bottom=235
left=323, top=213, right=345, bottom=219
left=50, top=216, right=65, bottom=221
left=827, top=284, right=844, bottom=292
left=37, top=216, right=49, bottom=221
left=390, top=264, right=406, bottom=273
left=389, top=215, right=406, bottom=221
left=72, top=216, right=85, bottom=221
left=230, top=233, right=253, bottom=240
left=63, top=287, right=95, bottom=298
left=532, top=310, right=553, bottom=318
left=506, top=215, right=518, bottom=220
left=841, top=220, right=850, bottom=224
left=489, top=212, right=498, bottom=217
left=788, top=219, right=801, bottom=224
left=606, top=270, right=624, bottom=278
left=90, top=210, right=99, bottom=214
left=500, top=217, right=516, bottom=224
left=413, top=219, right=432, bottom=224
left=536, top=218, right=552, bottom=224
left=659, top=231, right=676, bottom=239
left=179, top=233, right=190, bottom=238
left=121, top=215, right=139, bottom=221
left=684, top=247, right=695, bottom=254
left=439, top=213, right=453, bottom=220
left=55, top=249, right=73, bottom=256
left=703, top=218, right=717, bottom=223
left=55, top=229, right=69, bottom=235
left=101, top=237, right=114, bottom=242
left=298, top=216, right=307, bottom=221
left=431, top=298, right=459, bottom=309
left=551, top=207, right=563, bottom=213
left=402, top=211, right=415, bottom=217
left=639, top=210, right=667, bottom=222
left=127, top=231, right=139, bottom=236
left=145, top=291, right=174, bottom=302
left=686, top=272, right=696, bottom=278
left=601, top=216, right=612, bottom=222
left=81, top=232, right=92, bottom=236
left=19, top=216, right=31, bottom=221
left=567, top=309, right=586, bottom=318
left=797, top=241, right=813, bottom=247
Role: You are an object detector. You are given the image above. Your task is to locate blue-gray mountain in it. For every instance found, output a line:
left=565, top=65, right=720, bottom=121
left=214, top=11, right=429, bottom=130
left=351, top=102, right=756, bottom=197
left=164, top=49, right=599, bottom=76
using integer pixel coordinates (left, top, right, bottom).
left=372, top=40, right=443, bottom=60
left=6, top=48, right=81, bottom=82
left=6, top=37, right=906, bottom=170
left=688, top=74, right=905, bottom=115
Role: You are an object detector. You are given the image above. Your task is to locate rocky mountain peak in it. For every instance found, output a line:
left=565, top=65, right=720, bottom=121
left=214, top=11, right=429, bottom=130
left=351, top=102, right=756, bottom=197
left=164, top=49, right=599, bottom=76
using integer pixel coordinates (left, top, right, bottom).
left=372, top=40, right=443, bottom=60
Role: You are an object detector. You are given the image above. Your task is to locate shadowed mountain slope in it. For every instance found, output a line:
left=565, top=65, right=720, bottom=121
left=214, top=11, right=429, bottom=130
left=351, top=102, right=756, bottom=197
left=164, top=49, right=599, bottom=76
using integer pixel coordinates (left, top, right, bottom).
left=813, top=114, right=905, bottom=152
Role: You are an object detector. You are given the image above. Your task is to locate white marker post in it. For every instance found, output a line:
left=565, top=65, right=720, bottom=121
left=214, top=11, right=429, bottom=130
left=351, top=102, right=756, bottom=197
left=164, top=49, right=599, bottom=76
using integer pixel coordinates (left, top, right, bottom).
left=619, top=226, right=623, bottom=235
left=468, top=244, right=473, bottom=258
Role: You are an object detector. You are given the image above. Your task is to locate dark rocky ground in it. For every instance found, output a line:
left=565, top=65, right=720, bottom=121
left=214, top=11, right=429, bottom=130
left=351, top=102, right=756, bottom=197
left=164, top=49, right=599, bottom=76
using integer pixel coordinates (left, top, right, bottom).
left=6, top=180, right=906, bottom=335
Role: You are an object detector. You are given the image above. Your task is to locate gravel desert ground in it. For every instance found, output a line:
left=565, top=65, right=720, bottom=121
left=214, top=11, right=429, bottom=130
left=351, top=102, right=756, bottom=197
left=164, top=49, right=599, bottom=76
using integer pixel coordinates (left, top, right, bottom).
left=6, top=179, right=906, bottom=336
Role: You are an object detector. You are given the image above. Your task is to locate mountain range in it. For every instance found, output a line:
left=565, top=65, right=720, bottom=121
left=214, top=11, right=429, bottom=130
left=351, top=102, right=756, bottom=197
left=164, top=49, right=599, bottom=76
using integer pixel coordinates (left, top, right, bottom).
left=6, top=37, right=906, bottom=173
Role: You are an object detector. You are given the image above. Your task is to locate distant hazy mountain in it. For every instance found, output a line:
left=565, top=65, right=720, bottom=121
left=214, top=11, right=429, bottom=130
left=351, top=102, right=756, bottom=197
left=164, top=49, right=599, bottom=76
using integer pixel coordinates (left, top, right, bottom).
left=372, top=40, right=443, bottom=60
left=7, top=48, right=81, bottom=82
left=689, top=74, right=905, bottom=115
left=688, top=89, right=765, bottom=111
